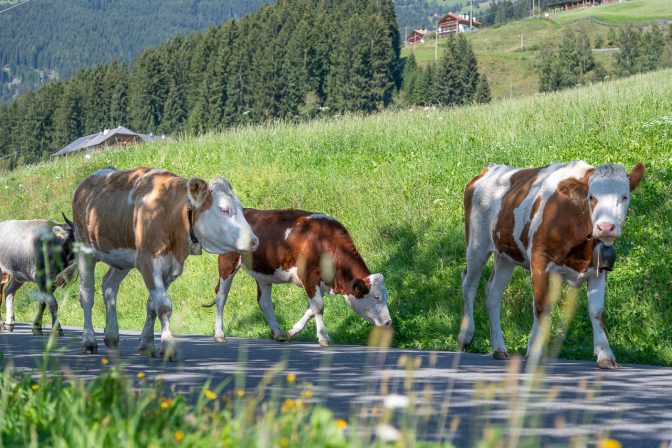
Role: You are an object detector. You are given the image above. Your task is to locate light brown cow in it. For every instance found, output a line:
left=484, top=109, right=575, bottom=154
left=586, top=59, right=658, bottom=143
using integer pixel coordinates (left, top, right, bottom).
left=205, top=209, right=392, bottom=346
left=72, top=167, right=258, bottom=359
left=458, top=161, right=644, bottom=369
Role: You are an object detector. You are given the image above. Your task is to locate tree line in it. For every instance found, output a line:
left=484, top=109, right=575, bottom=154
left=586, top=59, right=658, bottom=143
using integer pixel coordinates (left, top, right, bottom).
left=0, top=0, right=401, bottom=167
left=538, top=24, right=672, bottom=93
left=0, top=0, right=272, bottom=103
left=400, top=34, right=491, bottom=107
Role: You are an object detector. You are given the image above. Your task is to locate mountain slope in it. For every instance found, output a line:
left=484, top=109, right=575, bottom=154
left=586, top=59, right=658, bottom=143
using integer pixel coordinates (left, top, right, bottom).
left=1, top=69, right=670, bottom=365
left=0, top=0, right=271, bottom=102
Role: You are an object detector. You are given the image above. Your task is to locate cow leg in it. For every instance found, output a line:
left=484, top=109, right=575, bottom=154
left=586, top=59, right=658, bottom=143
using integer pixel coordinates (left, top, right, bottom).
left=288, top=306, right=314, bottom=339
left=256, top=281, right=287, bottom=341
left=138, top=296, right=158, bottom=357
left=3, top=279, right=22, bottom=332
left=46, top=296, right=64, bottom=336
left=487, top=255, right=515, bottom=360
left=78, top=248, right=98, bottom=353
left=102, top=267, right=130, bottom=349
left=137, top=255, right=178, bottom=361
left=588, top=272, right=618, bottom=369
left=308, top=290, right=330, bottom=347
left=213, top=273, right=236, bottom=342
left=526, top=264, right=550, bottom=361
left=458, top=248, right=490, bottom=351
left=32, top=301, right=46, bottom=335
left=0, top=274, right=5, bottom=331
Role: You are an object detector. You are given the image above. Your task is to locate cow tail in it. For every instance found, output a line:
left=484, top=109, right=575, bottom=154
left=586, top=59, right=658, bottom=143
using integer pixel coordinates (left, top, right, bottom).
left=55, top=263, right=79, bottom=288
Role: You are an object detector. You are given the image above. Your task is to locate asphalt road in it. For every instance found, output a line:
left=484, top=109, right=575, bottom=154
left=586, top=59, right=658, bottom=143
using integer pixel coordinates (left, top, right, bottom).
left=2, top=323, right=672, bottom=447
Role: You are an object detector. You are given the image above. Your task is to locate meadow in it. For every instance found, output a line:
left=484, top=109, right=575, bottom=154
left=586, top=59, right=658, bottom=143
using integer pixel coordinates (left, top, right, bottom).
left=0, top=69, right=671, bottom=365
left=402, top=0, right=672, bottom=98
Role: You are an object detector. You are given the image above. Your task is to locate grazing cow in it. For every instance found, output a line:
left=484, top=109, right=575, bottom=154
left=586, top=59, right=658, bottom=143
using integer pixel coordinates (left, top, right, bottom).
left=203, top=209, right=392, bottom=346
left=458, top=161, right=645, bottom=369
left=0, top=217, right=76, bottom=335
left=72, top=167, right=258, bottom=359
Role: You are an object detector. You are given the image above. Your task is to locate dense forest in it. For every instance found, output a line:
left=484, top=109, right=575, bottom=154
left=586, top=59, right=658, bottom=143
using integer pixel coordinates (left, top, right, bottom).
left=0, top=0, right=272, bottom=102
left=0, top=0, right=401, bottom=167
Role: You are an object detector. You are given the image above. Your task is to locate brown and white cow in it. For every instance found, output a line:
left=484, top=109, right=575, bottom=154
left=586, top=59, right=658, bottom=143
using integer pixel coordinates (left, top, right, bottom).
left=204, top=209, right=392, bottom=346
left=458, top=161, right=645, bottom=369
left=72, top=167, right=258, bottom=359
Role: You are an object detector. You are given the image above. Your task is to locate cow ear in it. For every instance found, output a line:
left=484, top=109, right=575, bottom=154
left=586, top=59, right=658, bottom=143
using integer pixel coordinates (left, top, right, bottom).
left=557, top=177, right=588, bottom=202
left=51, top=225, right=69, bottom=242
left=187, top=177, right=209, bottom=208
left=628, top=163, right=645, bottom=192
left=351, top=279, right=370, bottom=298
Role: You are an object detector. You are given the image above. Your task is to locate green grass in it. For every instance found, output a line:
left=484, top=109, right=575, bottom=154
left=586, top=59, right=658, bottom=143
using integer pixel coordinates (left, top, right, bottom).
left=1, top=69, right=671, bottom=365
left=552, top=0, right=672, bottom=24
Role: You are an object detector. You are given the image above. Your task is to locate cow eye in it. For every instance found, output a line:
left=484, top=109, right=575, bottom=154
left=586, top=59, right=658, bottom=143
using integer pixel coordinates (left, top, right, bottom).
left=622, top=195, right=629, bottom=201
left=373, top=295, right=381, bottom=301
left=220, top=207, right=232, bottom=216
left=588, top=195, right=594, bottom=202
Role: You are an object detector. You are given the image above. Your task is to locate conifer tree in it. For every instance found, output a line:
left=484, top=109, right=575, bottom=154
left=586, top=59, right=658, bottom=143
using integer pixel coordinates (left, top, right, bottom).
left=475, top=75, right=491, bottom=104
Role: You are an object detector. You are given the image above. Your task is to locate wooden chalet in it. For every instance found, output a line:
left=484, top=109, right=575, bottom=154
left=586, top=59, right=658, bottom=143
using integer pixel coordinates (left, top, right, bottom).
left=547, top=0, right=618, bottom=11
left=406, top=29, right=430, bottom=46
left=437, top=12, right=481, bottom=38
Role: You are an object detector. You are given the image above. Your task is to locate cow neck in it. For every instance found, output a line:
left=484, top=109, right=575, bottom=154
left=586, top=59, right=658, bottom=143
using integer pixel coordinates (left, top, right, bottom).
left=331, top=245, right=371, bottom=296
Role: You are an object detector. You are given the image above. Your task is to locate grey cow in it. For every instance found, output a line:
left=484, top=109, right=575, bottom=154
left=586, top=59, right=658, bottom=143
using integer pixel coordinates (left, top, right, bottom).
left=0, top=216, right=76, bottom=335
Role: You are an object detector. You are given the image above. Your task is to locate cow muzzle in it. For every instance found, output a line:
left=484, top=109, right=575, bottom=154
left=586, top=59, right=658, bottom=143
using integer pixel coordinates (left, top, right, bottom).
left=594, top=222, right=619, bottom=245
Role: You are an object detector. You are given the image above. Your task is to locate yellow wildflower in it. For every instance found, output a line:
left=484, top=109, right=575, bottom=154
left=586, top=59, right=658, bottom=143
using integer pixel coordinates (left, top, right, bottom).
left=336, top=419, right=348, bottom=430
left=175, top=430, right=185, bottom=442
left=160, top=398, right=173, bottom=410
left=287, top=373, right=296, bottom=383
left=371, top=406, right=379, bottom=415
left=101, top=357, right=109, bottom=365
left=281, top=399, right=295, bottom=413
left=302, top=390, right=313, bottom=399
left=136, top=372, right=145, bottom=379
left=599, top=439, right=621, bottom=448
left=280, top=438, right=289, bottom=447
left=235, top=389, right=245, bottom=398
left=204, top=390, right=217, bottom=401
left=31, top=384, right=40, bottom=391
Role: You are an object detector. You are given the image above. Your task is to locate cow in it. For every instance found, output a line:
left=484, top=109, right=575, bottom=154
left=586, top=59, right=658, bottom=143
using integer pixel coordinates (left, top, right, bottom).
left=458, top=161, right=645, bottom=369
left=203, top=209, right=392, bottom=346
left=0, top=217, right=76, bottom=335
left=72, top=167, right=259, bottom=360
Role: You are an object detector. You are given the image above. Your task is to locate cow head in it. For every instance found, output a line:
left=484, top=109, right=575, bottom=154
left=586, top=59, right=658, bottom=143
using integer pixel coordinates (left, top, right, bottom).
left=344, top=273, right=392, bottom=328
left=187, top=176, right=259, bottom=254
left=561, top=163, right=645, bottom=245
left=34, top=215, right=77, bottom=292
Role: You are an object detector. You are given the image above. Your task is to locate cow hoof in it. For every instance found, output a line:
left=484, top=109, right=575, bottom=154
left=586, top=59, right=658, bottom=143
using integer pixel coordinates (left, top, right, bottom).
left=58, top=327, right=64, bottom=337
left=458, top=342, right=471, bottom=352
left=214, top=335, right=226, bottom=343
left=493, top=351, right=510, bottom=360
left=160, top=348, right=178, bottom=362
left=104, top=337, right=119, bottom=349
left=274, top=332, right=289, bottom=342
left=597, top=359, right=620, bottom=369
left=32, top=326, right=43, bottom=336
left=138, top=345, right=156, bottom=358
left=82, top=343, right=98, bottom=354
left=318, top=338, right=331, bottom=347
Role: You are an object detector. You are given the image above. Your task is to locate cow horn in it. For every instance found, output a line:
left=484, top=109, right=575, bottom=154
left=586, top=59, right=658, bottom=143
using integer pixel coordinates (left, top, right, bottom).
left=61, top=212, right=74, bottom=228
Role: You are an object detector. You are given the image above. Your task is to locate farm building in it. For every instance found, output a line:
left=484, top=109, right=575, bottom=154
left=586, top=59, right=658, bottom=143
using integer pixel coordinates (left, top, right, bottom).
left=547, top=0, right=619, bottom=11
left=406, top=29, right=430, bottom=45
left=53, top=126, right=165, bottom=156
left=437, top=12, right=481, bottom=38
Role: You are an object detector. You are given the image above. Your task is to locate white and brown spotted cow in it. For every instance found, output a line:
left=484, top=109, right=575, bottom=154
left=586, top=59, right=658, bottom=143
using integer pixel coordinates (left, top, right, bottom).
left=204, top=209, right=392, bottom=346
left=458, top=161, right=644, bottom=369
left=72, top=167, right=258, bottom=359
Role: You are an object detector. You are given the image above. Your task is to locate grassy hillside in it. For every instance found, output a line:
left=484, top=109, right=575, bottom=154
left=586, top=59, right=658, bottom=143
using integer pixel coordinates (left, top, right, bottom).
left=553, top=0, right=672, bottom=24
left=402, top=0, right=672, bottom=98
left=1, top=70, right=671, bottom=365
